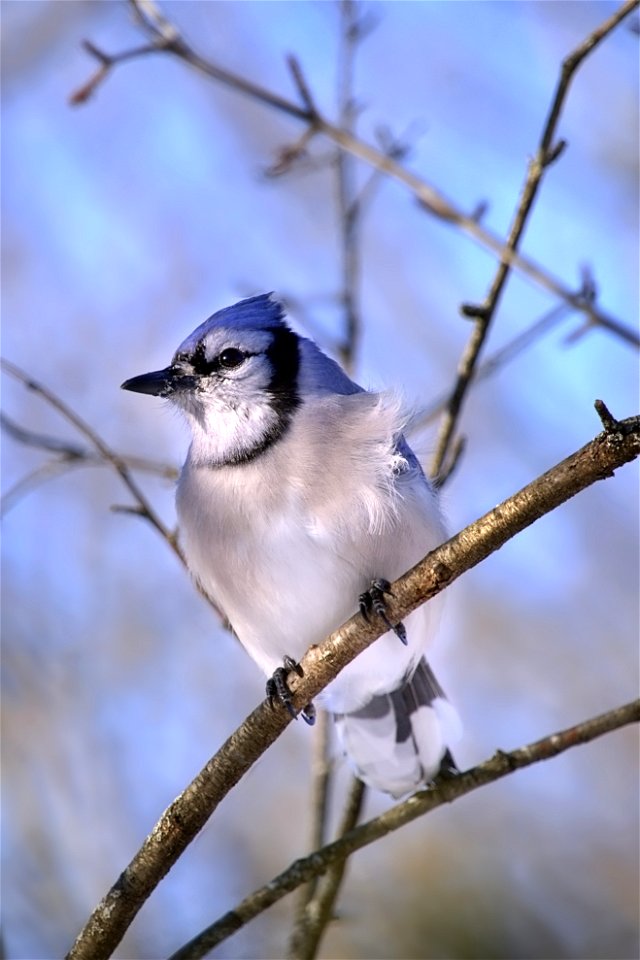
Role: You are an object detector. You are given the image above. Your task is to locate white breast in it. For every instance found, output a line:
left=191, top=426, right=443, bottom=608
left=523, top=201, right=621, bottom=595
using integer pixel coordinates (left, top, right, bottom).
left=176, top=391, right=446, bottom=713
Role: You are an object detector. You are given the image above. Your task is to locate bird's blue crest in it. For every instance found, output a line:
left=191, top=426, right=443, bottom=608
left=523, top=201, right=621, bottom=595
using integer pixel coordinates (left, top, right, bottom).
left=188, top=293, right=287, bottom=343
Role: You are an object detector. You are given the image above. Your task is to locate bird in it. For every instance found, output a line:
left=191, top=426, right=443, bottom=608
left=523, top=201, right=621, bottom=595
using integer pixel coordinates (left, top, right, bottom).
left=121, top=293, right=460, bottom=797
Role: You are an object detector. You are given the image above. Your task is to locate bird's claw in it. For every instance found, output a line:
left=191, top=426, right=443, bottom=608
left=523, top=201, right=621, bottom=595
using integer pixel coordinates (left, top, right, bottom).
left=359, top=578, right=408, bottom=645
left=266, top=656, right=315, bottom=724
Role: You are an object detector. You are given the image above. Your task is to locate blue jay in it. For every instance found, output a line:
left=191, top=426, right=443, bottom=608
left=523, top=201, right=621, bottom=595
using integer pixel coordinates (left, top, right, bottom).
left=122, top=294, right=459, bottom=797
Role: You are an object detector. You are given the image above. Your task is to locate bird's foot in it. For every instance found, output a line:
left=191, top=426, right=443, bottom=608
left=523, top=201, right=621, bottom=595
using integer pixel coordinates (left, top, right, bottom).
left=359, top=578, right=407, bottom=645
left=431, top=749, right=460, bottom=785
left=266, top=656, right=315, bottom=725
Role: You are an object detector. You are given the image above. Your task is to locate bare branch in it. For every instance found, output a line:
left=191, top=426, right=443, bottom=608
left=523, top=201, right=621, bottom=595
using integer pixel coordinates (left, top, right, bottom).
left=2, top=458, right=91, bottom=516
left=287, top=775, right=366, bottom=960
left=290, top=710, right=333, bottom=936
left=286, top=54, right=320, bottom=121
left=429, top=0, right=639, bottom=479
left=169, top=699, right=640, bottom=959
left=335, top=0, right=363, bottom=373
left=70, top=0, right=639, bottom=348
left=1, top=411, right=178, bottom=488
left=1, top=357, right=184, bottom=552
left=65, top=409, right=640, bottom=960
left=69, top=38, right=173, bottom=105
left=411, top=298, right=575, bottom=433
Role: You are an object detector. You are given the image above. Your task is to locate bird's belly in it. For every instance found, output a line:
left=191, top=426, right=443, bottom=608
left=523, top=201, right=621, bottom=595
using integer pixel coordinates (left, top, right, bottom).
left=177, top=468, right=443, bottom=713
left=179, top=503, right=362, bottom=673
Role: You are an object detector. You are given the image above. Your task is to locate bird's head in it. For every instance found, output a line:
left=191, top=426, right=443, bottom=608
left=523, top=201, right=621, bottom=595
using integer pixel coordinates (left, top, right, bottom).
left=121, top=294, right=301, bottom=466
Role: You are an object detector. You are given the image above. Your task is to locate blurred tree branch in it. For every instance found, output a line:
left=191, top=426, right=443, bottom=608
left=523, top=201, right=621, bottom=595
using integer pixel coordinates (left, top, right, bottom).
left=66, top=405, right=640, bottom=960
left=68, top=0, right=640, bottom=350
left=412, top=297, right=582, bottom=433
left=0, top=359, right=179, bottom=552
left=169, top=697, right=640, bottom=960
left=0, top=410, right=177, bottom=516
left=0, top=358, right=225, bottom=618
left=429, top=0, right=639, bottom=479
left=287, top=775, right=367, bottom=960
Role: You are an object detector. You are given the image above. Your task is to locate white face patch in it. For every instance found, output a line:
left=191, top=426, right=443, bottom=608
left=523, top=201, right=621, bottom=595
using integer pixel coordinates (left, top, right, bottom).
left=169, top=320, right=301, bottom=466
left=171, top=350, right=276, bottom=463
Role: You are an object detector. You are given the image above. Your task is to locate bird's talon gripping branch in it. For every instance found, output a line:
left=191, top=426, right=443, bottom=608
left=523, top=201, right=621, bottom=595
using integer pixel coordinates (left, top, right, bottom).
left=359, top=578, right=408, bottom=645
left=266, top=656, right=315, bottom=723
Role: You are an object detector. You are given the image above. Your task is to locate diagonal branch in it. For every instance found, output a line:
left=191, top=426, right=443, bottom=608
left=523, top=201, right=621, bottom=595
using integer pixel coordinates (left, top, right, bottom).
left=1, top=358, right=226, bottom=618
left=65, top=406, right=640, bottom=960
left=1, top=357, right=184, bottom=550
left=429, top=0, right=639, bottom=479
left=169, top=698, right=640, bottom=959
left=0, top=411, right=178, bottom=514
left=412, top=299, right=575, bottom=435
left=69, top=0, right=639, bottom=349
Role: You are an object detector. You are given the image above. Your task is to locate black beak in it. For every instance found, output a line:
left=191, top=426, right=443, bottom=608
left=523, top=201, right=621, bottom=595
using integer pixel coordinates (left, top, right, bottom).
left=121, top=366, right=177, bottom=397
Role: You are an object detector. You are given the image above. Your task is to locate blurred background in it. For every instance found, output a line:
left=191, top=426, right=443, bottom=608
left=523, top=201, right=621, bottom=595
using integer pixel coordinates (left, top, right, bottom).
left=1, top=2, right=638, bottom=958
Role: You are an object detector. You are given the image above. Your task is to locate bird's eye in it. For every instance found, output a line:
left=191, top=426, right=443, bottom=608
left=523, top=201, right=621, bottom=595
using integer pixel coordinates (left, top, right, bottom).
left=218, top=348, right=246, bottom=370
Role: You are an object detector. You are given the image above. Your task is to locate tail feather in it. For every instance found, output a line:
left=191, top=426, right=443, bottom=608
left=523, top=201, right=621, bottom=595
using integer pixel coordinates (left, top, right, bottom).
left=333, top=659, right=460, bottom=798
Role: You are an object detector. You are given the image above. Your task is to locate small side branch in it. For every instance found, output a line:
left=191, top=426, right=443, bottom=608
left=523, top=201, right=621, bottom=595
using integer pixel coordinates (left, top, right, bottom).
left=412, top=297, right=576, bottom=432
left=1, top=410, right=178, bottom=515
left=169, top=698, right=639, bottom=959
left=1, top=358, right=179, bottom=547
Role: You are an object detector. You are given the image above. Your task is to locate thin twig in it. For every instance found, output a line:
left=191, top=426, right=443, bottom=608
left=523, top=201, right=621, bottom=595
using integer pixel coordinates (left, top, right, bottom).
left=410, top=298, right=575, bottom=433
left=1, top=411, right=178, bottom=494
left=429, top=0, right=638, bottom=480
left=335, top=0, right=362, bottom=373
left=1, top=459, right=93, bottom=516
left=69, top=38, right=173, bottom=105
left=288, top=776, right=366, bottom=960
left=168, top=698, right=640, bottom=959
left=291, top=710, right=333, bottom=932
left=1, top=359, right=225, bottom=616
left=1, top=358, right=181, bottom=549
left=69, top=0, right=639, bottom=349
left=65, top=410, right=640, bottom=960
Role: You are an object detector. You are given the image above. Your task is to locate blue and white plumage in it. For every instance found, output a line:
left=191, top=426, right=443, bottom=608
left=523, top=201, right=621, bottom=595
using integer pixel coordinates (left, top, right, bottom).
left=122, top=294, right=460, bottom=797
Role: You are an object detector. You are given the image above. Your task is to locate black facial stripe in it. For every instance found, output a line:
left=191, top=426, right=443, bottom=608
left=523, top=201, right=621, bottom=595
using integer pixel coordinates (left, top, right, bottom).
left=221, top=422, right=293, bottom=466
left=215, top=325, right=301, bottom=468
left=265, top=324, right=300, bottom=412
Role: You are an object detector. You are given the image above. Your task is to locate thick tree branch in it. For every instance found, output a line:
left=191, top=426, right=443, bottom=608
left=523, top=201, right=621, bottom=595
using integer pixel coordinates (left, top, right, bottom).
left=69, top=0, right=639, bottom=349
left=169, top=698, right=640, bottom=959
left=429, top=0, right=638, bottom=479
left=66, top=407, right=640, bottom=960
